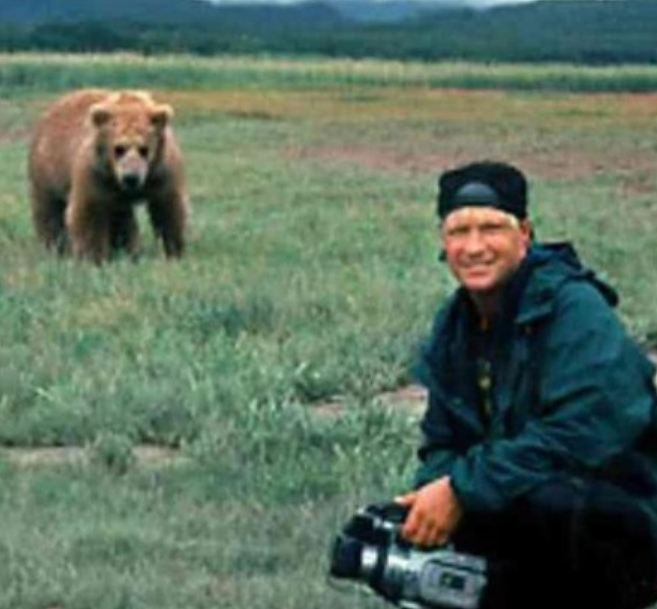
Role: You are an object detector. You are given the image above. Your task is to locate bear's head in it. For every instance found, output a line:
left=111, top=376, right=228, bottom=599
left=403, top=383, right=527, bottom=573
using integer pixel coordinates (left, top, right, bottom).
left=89, top=91, right=173, bottom=193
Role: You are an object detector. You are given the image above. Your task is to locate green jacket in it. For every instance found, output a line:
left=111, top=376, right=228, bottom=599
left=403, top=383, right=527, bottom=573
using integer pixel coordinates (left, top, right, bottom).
left=415, top=243, right=657, bottom=520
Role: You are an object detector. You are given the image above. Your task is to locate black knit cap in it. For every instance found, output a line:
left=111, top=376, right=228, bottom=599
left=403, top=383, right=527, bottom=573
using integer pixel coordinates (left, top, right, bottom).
left=437, top=161, right=528, bottom=220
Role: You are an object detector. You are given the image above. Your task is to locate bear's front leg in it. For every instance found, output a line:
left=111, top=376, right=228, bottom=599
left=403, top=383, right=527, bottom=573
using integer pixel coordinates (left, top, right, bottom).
left=147, top=189, right=189, bottom=258
left=65, top=189, right=112, bottom=264
left=110, top=209, right=141, bottom=258
left=30, top=186, right=69, bottom=255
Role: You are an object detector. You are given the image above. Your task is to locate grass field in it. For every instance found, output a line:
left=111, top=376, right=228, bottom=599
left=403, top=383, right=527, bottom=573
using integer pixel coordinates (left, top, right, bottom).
left=1, top=54, right=657, bottom=608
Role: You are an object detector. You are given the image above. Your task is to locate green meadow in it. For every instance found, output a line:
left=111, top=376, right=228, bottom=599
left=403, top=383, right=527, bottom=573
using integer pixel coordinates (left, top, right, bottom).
left=1, top=53, right=657, bottom=609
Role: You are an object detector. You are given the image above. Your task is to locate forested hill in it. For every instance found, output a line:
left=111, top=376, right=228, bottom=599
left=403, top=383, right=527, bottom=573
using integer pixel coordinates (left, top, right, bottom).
left=0, top=0, right=657, bottom=64
left=348, top=0, right=657, bottom=63
left=0, top=0, right=217, bottom=23
left=0, top=0, right=345, bottom=29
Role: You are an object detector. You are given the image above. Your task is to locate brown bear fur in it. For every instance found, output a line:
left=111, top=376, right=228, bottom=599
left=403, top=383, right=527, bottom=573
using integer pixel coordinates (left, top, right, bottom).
left=28, top=88, right=190, bottom=262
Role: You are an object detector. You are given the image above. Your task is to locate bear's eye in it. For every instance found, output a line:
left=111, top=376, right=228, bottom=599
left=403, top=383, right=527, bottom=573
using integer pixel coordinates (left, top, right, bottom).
left=138, top=146, right=149, bottom=159
left=114, top=145, right=127, bottom=159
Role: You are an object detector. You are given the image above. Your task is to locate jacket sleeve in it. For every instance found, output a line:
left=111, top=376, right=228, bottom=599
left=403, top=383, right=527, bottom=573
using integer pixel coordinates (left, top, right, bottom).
left=415, top=388, right=461, bottom=488
left=449, top=281, right=657, bottom=512
left=413, top=300, right=465, bottom=488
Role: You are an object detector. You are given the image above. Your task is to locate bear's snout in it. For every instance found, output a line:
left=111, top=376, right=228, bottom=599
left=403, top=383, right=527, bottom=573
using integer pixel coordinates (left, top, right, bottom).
left=120, top=172, right=144, bottom=191
left=115, top=150, right=149, bottom=191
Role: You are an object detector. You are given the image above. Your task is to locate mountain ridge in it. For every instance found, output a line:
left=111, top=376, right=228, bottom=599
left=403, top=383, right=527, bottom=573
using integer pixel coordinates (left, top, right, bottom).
left=0, top=0, right=655, bottom=64
left=0, top=0, right=511, bottom=25
left=0, top=0, right=345, bottom=28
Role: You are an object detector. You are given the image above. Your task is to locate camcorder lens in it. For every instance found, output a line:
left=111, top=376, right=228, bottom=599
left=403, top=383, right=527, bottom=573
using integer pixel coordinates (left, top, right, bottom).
left=329, top=534, right=364, bottom=579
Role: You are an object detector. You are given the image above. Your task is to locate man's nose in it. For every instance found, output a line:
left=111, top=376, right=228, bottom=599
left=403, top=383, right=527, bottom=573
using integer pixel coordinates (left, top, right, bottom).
left=462, top=229, right=486, bottom=253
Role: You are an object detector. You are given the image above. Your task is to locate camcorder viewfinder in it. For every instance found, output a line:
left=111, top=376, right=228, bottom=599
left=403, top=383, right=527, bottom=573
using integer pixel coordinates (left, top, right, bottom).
left=329, top=502, right=487, bottom=609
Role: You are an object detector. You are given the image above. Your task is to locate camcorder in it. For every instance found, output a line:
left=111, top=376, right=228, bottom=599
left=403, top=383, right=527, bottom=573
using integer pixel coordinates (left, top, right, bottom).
left=329, top=502, right=488, bottom=609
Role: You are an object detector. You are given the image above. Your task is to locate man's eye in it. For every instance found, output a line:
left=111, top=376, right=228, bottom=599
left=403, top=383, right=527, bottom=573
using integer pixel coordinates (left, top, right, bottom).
left=114, top=145, right=127, bottom=158
left=480, top=223, right=507, bottom=234
left=446, top=226, right=469, bottom=238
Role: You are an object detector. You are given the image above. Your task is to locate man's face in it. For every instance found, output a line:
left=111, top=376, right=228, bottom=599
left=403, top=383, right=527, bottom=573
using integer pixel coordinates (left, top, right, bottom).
left=441, top=206, right=532, bottom=295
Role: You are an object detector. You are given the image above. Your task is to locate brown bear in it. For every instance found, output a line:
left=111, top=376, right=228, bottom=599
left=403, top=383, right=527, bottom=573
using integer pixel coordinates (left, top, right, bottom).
left=28, top=88, right=190, bottom=263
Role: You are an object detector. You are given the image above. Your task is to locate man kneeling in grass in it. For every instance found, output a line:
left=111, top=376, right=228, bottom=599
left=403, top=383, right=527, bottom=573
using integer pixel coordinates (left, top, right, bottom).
left=396, top=161, right=657, bottom=609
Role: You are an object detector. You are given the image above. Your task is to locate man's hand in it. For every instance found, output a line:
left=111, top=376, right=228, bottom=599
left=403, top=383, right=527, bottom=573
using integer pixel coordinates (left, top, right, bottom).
left=395, top=476, right=463, bottom=548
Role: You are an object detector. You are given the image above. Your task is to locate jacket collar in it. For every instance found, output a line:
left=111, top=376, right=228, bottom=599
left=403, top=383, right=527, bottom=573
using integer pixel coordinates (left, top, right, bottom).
left=515, top=242, right=618, bottom=325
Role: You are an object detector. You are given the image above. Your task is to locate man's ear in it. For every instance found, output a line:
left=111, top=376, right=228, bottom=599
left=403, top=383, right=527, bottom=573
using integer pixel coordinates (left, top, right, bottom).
left=436, top=223, right=447, bottom=262
left=520, top=219, right=533, bottom=244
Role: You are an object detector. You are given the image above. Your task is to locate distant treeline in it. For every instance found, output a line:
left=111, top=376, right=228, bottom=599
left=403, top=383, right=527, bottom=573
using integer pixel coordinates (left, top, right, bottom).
left=1, top=0, right=657, bottom=64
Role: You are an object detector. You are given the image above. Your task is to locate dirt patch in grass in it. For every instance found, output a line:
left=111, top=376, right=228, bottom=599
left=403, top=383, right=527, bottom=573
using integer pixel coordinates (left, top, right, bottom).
left=312, top=383, right=427, bottom=421
left=0, top=444, right=188, bottom=468
left=0, top=386, right=428, bottom=468
left=288, top=143, right=657, bottom=187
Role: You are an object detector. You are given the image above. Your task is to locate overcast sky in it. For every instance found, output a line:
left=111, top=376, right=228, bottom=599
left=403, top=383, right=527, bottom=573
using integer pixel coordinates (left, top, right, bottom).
left=203, top=0, right=590, bottom=8
left=207, top=0, right=544, bottom=4
left=470, top=0, right=554, bottom=5
left=468, top=0, right=540, bottom=5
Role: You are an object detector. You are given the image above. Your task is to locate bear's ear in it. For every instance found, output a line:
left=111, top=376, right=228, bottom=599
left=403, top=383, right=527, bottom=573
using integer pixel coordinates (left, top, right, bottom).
left=150, top=104, right=174, bottom=130
left=90, top=104, right=113, bottom=129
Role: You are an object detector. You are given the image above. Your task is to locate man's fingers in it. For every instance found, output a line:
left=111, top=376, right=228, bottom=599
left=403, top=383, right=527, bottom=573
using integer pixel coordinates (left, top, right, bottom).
left=402, top=505, right=437, bottom=546
left=402, top=509, right=450, bottom=547
left=416, top=516, right=444, bottom=547
left=414, top=519, right=433, bottom=546
left=401, top=504, right=421, bottom=539
left=394, top=492, right=416, bottom=506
